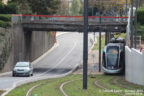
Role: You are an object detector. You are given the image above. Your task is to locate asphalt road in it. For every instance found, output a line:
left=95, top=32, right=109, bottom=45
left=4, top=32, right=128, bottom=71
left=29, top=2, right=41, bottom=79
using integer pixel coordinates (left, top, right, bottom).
left=0, top=32, right=95, bottom=91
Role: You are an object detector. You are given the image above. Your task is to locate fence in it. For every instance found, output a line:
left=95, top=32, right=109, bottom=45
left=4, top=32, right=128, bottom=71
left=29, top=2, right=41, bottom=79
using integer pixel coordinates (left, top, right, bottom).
left=11, top=14, right=128, bottom=23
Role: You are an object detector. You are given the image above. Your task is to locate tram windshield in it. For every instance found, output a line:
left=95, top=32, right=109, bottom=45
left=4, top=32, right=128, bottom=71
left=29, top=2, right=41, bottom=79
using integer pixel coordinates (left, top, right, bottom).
left=106, top=46, right=119, bottom=67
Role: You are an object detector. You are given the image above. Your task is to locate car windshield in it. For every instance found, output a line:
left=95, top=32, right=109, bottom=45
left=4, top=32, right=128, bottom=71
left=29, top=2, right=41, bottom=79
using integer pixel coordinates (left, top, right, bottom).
left=15, top=62, right=29, bottom=67
left=106, top=46, right=119, bottom=66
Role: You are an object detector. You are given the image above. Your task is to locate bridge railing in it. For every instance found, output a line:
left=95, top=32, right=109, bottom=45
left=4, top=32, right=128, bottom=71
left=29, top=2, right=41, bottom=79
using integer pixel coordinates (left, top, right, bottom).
left=11, top=14, right=128, bottom=23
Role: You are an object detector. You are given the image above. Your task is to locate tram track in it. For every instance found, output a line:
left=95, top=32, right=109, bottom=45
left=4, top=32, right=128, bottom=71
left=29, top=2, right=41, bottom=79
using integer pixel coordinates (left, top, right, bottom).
left=94, top=77, right=126, bottom=96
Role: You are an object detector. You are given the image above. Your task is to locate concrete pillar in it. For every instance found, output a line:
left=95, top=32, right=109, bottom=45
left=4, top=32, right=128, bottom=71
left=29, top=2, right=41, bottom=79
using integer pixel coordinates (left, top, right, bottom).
left=13, top=24, right=26, bottom=63
left=24, top=31, right=32, bottom=61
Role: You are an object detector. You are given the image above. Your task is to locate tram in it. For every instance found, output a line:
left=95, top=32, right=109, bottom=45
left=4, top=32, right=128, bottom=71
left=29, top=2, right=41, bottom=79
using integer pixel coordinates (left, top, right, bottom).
left=102, top=38, right=125, bottom=74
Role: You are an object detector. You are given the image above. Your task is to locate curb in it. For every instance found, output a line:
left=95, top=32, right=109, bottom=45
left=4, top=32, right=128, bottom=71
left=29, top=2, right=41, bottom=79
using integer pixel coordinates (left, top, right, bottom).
left=31, top=43, right=59, bottom=65
left=0, top=72, right=11, bottom=77
left=56, top=32, right=69, bottom=37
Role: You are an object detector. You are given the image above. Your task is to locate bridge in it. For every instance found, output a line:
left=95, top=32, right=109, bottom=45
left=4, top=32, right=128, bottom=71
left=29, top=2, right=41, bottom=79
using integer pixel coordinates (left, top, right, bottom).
left=12, top=15, right=128, bottom=32
left=11, top=14, right=128, bottom=62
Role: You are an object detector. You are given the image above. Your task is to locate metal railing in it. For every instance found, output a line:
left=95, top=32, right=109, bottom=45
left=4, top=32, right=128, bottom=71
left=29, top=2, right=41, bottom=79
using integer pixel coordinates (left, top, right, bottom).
left=11, top=14, right=128, bottom=23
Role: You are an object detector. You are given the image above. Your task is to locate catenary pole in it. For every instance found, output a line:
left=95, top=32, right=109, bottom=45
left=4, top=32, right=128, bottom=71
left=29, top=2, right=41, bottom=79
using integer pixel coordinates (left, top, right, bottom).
left=99, top=14, right=102, bottom=72
left=125, top=0, right=128, bottom=15
left=135, top=0, right=138, bottom=48
left=130, top=0, right=134, bottom=48
left=83, top=0, right=88, bottom=89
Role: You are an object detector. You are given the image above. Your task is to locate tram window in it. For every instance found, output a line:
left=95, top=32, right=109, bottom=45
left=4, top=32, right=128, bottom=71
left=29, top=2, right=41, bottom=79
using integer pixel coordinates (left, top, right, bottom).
left=107, top=46, right=119, bottom=66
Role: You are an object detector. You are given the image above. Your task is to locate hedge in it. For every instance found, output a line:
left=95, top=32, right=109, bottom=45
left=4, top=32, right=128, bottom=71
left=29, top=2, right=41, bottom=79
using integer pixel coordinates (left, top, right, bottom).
left=0, top=14, right=11, bottom=22
left=137, top=7, right=144, bottom=25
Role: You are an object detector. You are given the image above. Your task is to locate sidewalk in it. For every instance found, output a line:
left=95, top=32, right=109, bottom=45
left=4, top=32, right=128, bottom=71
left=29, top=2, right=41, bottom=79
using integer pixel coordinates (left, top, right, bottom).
left=73, top=38, right=103, bottom=75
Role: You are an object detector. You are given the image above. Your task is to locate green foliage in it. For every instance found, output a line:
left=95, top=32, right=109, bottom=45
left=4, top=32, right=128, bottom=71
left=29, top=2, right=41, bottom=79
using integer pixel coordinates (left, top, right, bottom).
left=28, top=0, right=60, bottom=15
left=12, top=0, right=32, bottom=14
left=70, top=0, right=81, bottom=16
left=137, top=7, right=144, bottom=25
left=137, top=24, right=144, bottom=40
left=0, top=14, right=11, bottom=22
left=93, top=35, right=105, bottom=50
left=7, top=74, right=144, bottom=96
left=0, top=20, right=11, bottom=28
left=0, top=14, right=11, bottom=28
left=0, top=2, right=18, bottom=14
left=6, top=0, right=60, bottom=15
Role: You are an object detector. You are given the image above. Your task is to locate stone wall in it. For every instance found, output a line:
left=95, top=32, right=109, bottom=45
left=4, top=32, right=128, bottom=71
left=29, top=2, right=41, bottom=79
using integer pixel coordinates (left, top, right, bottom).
left=0, top=28, right=13, bottom=72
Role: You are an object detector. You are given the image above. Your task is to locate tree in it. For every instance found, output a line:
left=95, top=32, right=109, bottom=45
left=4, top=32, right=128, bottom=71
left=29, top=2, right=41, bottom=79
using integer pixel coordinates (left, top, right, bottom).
left=88, top=0, right=131, bottom=16
left=8, top=0, right=32, bottom=14
left=28, top=0, right=60, bottom=15
left=60, top=0, right=69, bottom=15
left=0, top=0, right=19, bottom=14
left=70, top=0, right=81, bottom=16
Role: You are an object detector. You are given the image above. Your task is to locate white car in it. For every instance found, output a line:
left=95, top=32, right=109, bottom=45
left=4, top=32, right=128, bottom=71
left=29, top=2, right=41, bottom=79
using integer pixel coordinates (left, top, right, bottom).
left=13, top=62, right=33, bottom=77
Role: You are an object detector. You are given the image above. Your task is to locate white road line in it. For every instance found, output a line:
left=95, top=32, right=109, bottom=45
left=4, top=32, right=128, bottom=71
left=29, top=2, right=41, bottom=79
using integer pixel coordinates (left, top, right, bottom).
left=35, top=39, right=78, bottom=76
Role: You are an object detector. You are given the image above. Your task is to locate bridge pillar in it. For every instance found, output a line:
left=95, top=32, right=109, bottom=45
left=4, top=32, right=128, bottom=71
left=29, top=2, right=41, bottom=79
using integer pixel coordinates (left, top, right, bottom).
left=13, top=24, right=31, bottom=63
left=24, top=31, right=32, bottom=61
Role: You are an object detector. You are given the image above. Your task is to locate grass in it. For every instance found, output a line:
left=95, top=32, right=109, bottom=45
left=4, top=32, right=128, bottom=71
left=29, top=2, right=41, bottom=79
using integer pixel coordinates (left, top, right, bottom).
left=6, top=74, right=144, bottom=96
left=93, top=35, right=105, bottom=50
left=113, top=33, right=126, bottom=38
left=6, top=81, right=41, bottom=96
left=63, top=75, right=121, bottom=96
left=6, top=75, right=81, bottom=96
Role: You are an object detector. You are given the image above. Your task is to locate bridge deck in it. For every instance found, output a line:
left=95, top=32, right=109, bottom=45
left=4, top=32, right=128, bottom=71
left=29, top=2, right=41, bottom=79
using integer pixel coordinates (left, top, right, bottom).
left=21, top=20, right=127, bottom=32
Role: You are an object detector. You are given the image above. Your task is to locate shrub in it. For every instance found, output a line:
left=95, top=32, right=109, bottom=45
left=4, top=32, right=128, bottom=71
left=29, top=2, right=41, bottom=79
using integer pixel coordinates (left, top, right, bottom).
left=0, top=14, right=11, bottom=22
left=137, top=7, right=144, bottom=25
left=137, top=24, right=144, bottom=40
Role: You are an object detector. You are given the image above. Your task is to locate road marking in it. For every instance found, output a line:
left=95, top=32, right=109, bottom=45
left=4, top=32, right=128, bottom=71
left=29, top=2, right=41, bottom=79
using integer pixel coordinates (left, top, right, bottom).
left=35, top=39, right=78, bottom=76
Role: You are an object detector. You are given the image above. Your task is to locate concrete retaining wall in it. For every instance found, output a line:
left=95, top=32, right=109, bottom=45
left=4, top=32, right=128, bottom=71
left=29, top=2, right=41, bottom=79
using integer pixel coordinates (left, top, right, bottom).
left=125, top=46, right=144, bottom=85
left=0, top=24, right=55, bottom=72
left=30, top=32, right=55, bottom=61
